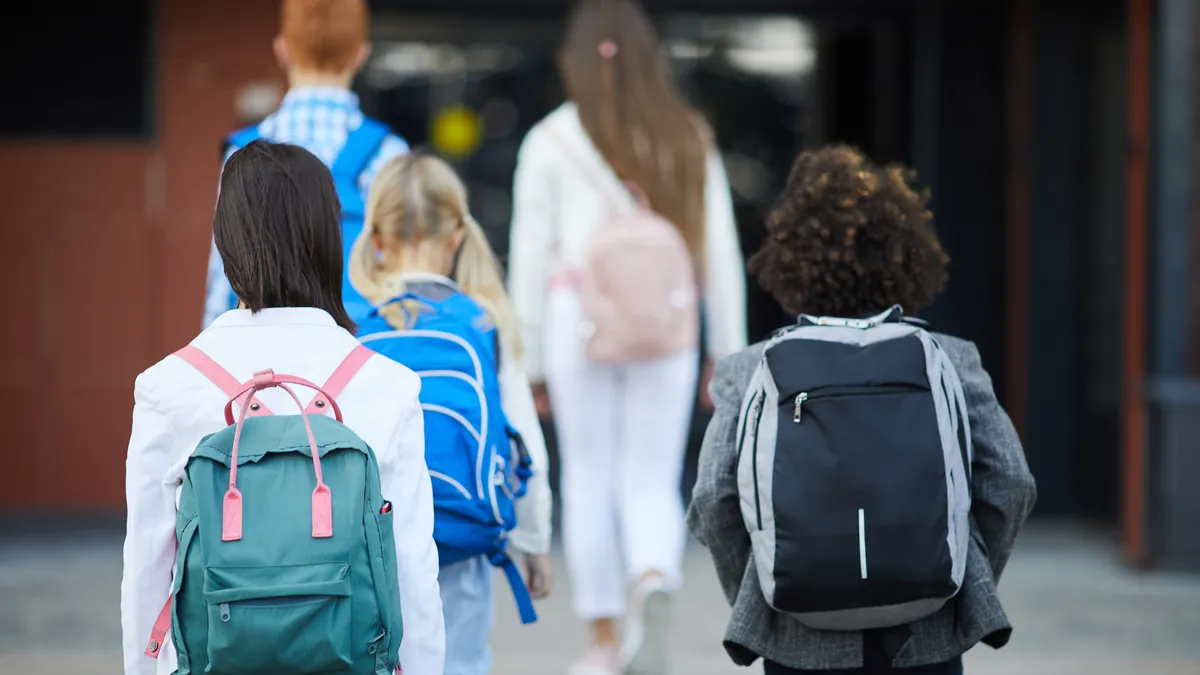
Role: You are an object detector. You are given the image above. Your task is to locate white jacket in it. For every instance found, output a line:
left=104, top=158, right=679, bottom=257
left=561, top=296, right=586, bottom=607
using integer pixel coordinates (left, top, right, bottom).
left=508, top=103, right=748, bottom=381
left=120, top=308, right=445, bottom=675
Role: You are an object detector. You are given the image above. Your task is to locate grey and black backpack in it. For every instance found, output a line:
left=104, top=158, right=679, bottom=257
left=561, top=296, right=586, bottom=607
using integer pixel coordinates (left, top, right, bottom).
left=736, top=305, right=972, bottom=631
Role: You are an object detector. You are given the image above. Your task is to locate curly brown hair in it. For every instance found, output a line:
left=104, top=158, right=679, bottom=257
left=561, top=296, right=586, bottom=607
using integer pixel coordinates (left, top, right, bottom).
left=748, top=145, right=949, bottom=319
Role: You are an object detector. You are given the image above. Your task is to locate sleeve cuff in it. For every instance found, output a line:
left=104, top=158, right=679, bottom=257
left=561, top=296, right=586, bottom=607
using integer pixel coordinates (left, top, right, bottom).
left=508, top=528, right=552, bottom=556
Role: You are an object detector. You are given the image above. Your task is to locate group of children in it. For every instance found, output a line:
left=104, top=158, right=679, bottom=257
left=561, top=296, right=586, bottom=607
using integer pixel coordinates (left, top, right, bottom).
left=121, top=1, right=1037, bottom=675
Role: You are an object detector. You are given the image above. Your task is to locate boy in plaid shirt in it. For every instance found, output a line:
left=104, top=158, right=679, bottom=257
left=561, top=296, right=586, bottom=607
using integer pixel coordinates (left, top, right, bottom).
left=204, top=0, right=408, bottom=327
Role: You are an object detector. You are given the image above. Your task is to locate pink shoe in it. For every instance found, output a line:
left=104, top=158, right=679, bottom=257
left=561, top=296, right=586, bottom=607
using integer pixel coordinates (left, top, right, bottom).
left=569, top=644, right=620, bottom=675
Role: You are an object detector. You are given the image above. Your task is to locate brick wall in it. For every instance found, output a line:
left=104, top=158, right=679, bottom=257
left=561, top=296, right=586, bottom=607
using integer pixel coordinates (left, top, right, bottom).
left=0, top=0, right=283, bottom=509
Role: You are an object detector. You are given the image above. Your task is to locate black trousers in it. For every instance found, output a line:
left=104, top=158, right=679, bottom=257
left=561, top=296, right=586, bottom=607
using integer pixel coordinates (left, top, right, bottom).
left=763, top=638, right=963, bottom=675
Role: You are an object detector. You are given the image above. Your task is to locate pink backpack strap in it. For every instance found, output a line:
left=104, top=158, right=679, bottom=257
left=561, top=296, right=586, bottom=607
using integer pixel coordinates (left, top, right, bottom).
left=145, top=596, right=171, bottom=658
left=544, top=123, right=627, bottom=213
left=546, top=121, right=655, bottom=207
left=174, top=345, right=272, bottom=416
left=305, top=345, right=375, bottom=415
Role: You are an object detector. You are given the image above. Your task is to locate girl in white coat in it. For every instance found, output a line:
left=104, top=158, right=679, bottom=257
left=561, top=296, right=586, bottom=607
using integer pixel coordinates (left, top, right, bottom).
left=507, top=1, right=748, bottom=674
left=121, top=140, right=445, bottom=675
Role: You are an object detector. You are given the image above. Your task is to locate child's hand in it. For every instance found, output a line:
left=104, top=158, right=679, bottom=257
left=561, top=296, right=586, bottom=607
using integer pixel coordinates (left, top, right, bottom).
left=524, top=553, right=554, bottom=600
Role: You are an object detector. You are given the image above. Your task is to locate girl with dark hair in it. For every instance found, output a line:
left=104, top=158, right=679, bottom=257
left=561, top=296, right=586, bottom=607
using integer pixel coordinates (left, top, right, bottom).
left=121, top=140, right=445, bottom=675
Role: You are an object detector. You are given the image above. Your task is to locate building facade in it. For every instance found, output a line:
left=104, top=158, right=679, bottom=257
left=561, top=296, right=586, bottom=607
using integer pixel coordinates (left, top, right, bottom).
left=0, top=0, right=1196, bottom=568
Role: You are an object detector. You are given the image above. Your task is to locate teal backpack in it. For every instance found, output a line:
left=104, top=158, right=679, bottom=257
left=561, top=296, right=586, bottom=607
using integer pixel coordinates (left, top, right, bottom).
left=144, top=345, right=404, bottom=675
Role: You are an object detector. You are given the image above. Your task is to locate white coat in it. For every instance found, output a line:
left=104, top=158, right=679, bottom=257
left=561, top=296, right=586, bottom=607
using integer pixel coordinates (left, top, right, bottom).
left=120, top=307, right=445, bottom=675
left=507, top=102, right=749, bottom=382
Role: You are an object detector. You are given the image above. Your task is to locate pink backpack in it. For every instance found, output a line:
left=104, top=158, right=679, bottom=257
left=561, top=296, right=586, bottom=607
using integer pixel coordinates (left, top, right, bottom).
left=549, top=126, right=700, bottom=364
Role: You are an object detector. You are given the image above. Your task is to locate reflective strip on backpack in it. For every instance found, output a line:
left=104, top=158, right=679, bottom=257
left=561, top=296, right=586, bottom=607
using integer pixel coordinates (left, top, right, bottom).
left=361, top=330, right=489, bottom=500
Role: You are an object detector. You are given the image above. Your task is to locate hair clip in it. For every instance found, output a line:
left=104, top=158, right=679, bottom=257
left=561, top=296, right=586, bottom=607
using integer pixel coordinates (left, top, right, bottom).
left=599, top=40, right=618, bottom=59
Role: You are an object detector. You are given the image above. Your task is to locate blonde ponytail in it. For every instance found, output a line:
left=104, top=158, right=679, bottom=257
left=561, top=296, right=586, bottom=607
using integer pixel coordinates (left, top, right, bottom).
left=352, top=154, right=523, bottom=358
left=347, top=220, right=384, bottom=303
left=348, top=221, right=412, bottom=331
left=350, top=155, right=427, bottom=330
left=454, top=214, right=523, bottom=359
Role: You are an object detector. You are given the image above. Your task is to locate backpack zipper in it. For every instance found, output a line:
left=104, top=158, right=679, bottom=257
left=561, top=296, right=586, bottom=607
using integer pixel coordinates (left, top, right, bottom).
left=791, top=385, right=923, bottom=424
left=735, top=393, right=759, bottom=462
left=747, top=393, right=766, bottom=530
left=487, top=455, right=508, bottom=527
left=792, top=393, right=808, bottom=422
left=218, top=595, right=327, bottom=623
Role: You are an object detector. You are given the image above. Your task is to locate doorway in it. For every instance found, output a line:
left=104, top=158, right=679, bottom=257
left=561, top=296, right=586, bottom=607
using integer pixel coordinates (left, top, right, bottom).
left=359, top=9, right=916, bottom=502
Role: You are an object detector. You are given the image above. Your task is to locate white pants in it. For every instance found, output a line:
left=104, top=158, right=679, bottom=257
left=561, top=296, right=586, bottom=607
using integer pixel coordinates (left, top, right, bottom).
left=544, top=291, right=699, bottom=619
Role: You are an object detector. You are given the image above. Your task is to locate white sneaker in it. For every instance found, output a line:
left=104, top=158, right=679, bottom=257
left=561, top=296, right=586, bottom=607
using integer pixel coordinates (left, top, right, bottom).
left=620, top=577, right=671, bottom=675
left=569, top=644, right=619, bottom=675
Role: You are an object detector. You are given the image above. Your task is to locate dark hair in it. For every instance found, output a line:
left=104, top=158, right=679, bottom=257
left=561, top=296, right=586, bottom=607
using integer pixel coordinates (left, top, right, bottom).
left=213, top=139, right=356, bottom=332
left=749, top=145, right=949, bottom=318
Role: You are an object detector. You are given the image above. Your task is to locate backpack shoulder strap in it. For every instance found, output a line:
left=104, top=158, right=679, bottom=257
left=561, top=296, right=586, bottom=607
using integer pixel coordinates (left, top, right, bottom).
left=225, top=124, right=263, bottom=156
left=305, top=345, right=375, bottom=414
left=330, top=119, right=391, bottom=186
left=174, top=345, right=272, bottom=416
left=490, top=551, right=539, bottom=624
left=145, top=598, right=171, bottom=658
left=543, top=122, right=628, bottom=213
left=149, top=344, right=280, bottom=659
left=797, top=305, right=909, bottom=330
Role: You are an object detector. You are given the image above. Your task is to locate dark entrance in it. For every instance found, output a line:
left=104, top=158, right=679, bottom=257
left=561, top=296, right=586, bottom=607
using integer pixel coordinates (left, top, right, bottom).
left=358, top=7, right=917, bottom=503
left=361, top=0, right=1128, bottom=525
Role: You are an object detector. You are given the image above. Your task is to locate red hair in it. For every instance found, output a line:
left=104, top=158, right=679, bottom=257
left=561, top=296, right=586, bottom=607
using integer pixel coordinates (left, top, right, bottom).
left=280, top=0, right=369, bottom=73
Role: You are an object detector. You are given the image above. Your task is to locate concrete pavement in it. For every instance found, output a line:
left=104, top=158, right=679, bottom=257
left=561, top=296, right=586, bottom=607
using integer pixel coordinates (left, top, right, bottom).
left=1, top=524, right=1198, bottom=675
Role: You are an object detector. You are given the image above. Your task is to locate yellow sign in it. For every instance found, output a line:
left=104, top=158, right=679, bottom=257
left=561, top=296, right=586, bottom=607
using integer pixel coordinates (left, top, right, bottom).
left=431, top=106, right=484, bottom=158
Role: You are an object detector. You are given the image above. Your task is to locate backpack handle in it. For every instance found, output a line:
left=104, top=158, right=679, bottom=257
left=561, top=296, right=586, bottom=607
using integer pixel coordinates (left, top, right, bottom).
left=222, top=372, right=343, bottom=425
left=221, top=370, right=338, bottom=542
left=798, top=305, right=908, bottom=330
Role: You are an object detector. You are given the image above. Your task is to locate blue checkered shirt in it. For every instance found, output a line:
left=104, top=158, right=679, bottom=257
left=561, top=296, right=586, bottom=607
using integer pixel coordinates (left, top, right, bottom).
left=203, top=86, right=408, bottom=328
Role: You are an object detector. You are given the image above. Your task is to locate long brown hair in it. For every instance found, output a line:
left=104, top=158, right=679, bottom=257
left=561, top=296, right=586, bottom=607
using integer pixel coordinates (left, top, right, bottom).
left=559, top=0, right=711, bottom=263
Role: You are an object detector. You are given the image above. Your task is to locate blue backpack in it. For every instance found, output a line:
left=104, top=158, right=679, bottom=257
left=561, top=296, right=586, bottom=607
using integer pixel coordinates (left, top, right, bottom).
left=225, top=120, right=391, bottom=324
left=356, top=287, right=538, bottom=624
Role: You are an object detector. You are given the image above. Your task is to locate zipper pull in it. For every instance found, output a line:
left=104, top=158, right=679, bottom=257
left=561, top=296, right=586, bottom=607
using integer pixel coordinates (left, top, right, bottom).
left=219, top=603, right=231, bottom=622
left=793, top=392, right=808, bottom=423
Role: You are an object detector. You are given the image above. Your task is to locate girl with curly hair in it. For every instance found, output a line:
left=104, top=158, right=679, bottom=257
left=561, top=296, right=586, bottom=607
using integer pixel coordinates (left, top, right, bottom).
left=688, top=146, right=1037, bottom=675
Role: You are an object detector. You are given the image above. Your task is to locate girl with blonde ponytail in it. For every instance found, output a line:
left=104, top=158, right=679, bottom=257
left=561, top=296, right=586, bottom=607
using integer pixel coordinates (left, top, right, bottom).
left=349, top=154, right=522, bottom=354
left=351, top=154, right=554, bottom=675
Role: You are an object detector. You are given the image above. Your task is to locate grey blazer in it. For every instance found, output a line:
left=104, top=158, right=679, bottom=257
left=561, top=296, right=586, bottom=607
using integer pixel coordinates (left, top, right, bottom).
left=687, top=334, right=1037, bottom=670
